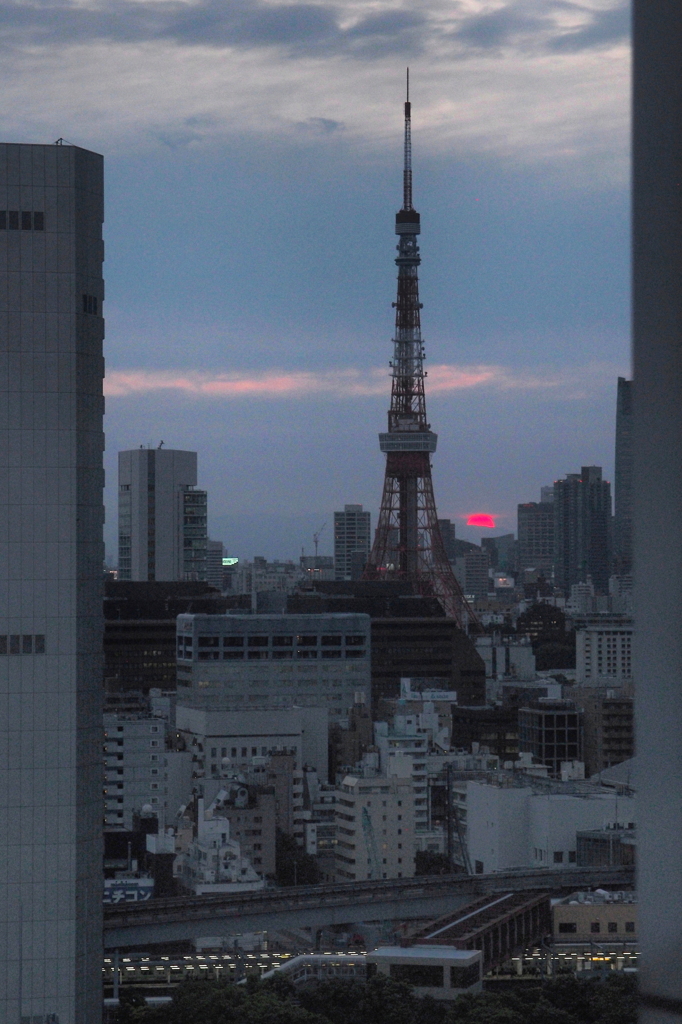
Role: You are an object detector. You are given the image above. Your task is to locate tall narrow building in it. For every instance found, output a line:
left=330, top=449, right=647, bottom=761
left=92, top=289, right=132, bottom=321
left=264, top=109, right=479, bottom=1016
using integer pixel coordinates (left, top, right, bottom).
left=0, top=144, right=104, bottom=1023
left=554, top=466, right=612, bottom=595
left=614, top=377, right=633, bottom=574
left=334, top=504, right=371, bottom=580
left=118, top=447, right=208, bottom=581
left=363, top=77, right=474, bottom=630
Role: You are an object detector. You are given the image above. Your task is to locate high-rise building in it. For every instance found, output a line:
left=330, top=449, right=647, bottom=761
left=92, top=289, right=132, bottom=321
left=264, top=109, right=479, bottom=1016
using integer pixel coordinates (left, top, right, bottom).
left=334, top=504, right=371, bottom=580
left=517, top=499, right=555, bottom=577
left=553, top=467, right=612, bottom=594
left=206, top=538, right=225, bottom=591
left=118, top=447, right=208, bottom=581
left=0, top=143, right=104, bottom=1023
left=614, top=377, right=633, bottom=574
left=437, top=519, right=457, bottom=561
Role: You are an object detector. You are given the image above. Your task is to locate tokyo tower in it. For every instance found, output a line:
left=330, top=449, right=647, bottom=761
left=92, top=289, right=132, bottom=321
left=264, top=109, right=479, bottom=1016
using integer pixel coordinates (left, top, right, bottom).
left=363, top=73, right=477, bottom=632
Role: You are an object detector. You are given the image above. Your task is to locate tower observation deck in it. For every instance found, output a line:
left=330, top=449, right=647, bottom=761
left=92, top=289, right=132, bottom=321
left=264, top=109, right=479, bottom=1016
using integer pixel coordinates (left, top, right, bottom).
left=363, top=74, right=477, bottom=631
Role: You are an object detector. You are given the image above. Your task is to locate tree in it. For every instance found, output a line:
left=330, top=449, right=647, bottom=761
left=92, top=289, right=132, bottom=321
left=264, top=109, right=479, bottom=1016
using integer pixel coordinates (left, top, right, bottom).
left=415, top=850, right=451, bottom=875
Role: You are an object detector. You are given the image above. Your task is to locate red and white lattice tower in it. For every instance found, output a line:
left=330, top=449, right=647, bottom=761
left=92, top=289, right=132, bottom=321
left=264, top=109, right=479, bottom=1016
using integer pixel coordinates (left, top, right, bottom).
left=363, top=74, right=477, bottom=631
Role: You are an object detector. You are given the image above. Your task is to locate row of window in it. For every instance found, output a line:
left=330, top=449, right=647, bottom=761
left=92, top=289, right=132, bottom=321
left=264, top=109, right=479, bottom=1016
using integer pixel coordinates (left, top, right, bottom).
left=0, top=634, right=45, bottom=654
left=193, top=649, right=366, bottom=662
left=186, top=634, right=366, bottom=648
left=0, top=210, right=44, bottom=230
left=558, top=920, right=635, bottom=934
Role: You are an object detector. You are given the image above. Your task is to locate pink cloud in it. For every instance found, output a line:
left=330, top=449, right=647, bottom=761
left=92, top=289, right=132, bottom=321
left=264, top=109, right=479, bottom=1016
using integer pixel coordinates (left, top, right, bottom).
left=104, top=361, right=619, bottom=400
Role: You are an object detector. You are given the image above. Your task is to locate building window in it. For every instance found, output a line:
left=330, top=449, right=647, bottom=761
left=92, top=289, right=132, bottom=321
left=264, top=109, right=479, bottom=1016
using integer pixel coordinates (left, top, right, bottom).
left=558, top=922, right=577, bottom=934
left=553, top=851, right=563, bottom=863
left=390, top=964, right=444, bottom=987
left=568, top=850, right=576, bottom=863
left=248, top=636, right=269, bottom=647
left=625, top=921, right=635, bottom=933
left=223, top=637, right=244, bottom=647
left=8, top=211, right=19, bottom=229
left=345, top=635, right=365, bottom=646
left=608, top=922, right=618, bottom=933
left=297, top=635, right=317, bottom=646
left=590, top=922, right=600, bottom=934
left=321, top=635, right=342, bottom=646
left=273, top=636, right=293, bottom=647
left=82, top=294, right=98, bottom=315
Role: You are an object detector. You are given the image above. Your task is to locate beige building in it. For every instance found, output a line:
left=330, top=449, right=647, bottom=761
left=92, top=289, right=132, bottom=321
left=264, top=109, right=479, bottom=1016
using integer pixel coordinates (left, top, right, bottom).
left=553, top=891, right=637, bottom=943
left=334, top=772, right=415, bottom=882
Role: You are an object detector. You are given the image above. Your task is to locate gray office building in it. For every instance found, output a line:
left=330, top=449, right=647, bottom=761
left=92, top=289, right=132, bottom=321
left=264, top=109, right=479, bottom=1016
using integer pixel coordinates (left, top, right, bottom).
left=176, top=613, right=371, bottom=723
left=118, top=447, right=207, bottom=581
left=554, top=466, right=612, bottom=595
left=614, top=377, right=633, bottom=574
left=334, top=504, right=371, bottom=580
left=0, top=144, right=104, bottom=1022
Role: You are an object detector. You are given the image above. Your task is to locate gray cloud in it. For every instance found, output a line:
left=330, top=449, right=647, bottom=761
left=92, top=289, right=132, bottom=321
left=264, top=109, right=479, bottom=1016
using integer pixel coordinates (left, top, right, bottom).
left=455, top=6, right=548, bottom=49
left=295, top=117, right=345, bottom=133
left=0, top=0, right=426, bottom=56
left=549, top=4, right=630, bottom=53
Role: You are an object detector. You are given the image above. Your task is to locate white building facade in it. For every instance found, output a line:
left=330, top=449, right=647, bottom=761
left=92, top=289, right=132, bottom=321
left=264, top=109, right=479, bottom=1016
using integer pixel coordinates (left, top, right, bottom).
left=334, top=771, right=415, bottom=882
left=176, top=613, right=371, bottom=724
left=175, top=704, right=329, bottom=780
left=118, top=447, right=208, bottom=582
left=0, top=144, right=104, bottom=1024
left=575, top=621, right=633, bottom=685
left=103, top=714, right=193, bottom=830
left=465, top=781, right=636, bottom=874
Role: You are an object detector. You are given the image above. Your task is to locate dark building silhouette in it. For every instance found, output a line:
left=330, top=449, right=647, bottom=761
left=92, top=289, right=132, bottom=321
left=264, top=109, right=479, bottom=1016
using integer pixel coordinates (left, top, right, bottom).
left=518, top=701, right=583, bottom=777
left=517, top=501, right=555, bottom=577
left=553, top=467, right=612, bottom=594
left=450, top=705, right=519, bottom=761
left=104, top=581, right=232, bottom=693
left=614, top=377, right=634, bottom=574
left=288, top=581, right=486, bottom=708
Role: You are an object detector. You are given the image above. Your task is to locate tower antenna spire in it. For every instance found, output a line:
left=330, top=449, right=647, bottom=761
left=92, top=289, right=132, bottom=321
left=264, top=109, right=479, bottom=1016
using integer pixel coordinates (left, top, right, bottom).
left=363, top=77, right=479, bottom=633
left=403, top=67, right=412, bottom=212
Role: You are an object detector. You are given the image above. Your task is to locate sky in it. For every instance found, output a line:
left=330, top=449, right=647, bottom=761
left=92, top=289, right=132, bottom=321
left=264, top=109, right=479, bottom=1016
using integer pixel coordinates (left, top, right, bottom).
left=2, top=0, right=631, bottom=560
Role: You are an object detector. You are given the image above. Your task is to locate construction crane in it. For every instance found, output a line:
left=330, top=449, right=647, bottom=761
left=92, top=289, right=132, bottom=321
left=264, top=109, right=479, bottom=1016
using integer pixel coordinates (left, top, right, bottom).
left=313, top=522, right=326, bottom=559
left=361, top=807, right=382, bottom=880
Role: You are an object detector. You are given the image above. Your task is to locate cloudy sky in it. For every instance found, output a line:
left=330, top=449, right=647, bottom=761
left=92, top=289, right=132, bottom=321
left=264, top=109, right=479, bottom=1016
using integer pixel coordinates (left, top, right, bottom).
left=5, top=0, right=630, bottom=559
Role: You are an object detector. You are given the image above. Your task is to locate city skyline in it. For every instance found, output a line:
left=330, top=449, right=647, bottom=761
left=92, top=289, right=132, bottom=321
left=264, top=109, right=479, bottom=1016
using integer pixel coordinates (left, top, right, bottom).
left=0, top=0, right=630, bottom=560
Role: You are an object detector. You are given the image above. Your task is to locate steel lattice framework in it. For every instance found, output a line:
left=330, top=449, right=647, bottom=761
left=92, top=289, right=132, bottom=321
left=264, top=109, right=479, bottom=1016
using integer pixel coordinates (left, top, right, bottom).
left=363, top=74, right=477, bottom=631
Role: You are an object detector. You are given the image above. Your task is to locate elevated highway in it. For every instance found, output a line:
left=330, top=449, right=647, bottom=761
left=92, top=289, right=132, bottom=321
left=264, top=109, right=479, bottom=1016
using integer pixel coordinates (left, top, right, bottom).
left=103, top=866, right=634, bottom=950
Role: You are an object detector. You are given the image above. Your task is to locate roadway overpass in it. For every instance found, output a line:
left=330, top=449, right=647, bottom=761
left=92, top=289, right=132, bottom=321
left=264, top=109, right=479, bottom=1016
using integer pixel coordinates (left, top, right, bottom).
left=104, top=866, right=634, bottom=950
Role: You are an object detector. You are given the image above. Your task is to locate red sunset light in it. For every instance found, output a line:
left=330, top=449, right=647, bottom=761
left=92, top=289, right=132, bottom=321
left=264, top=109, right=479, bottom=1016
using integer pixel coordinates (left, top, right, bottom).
left=467, top=513, right=496, bottom=528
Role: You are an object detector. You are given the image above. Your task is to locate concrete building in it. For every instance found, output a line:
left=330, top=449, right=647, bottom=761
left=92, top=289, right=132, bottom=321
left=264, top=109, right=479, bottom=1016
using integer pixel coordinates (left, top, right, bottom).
left=476, top=636, right=536, bottom=682
left=437, top=519, right=457, bottom=561
left=0, top=143, right=104, bottom=1023
left=334, top=504, right=371, bottom=580
left=554, top=467, right=612, bottom=595
left=176, top=800, right=265, bottom=895
left=103, top=714, right=193, bottom=830
left=553, top=891, right=637, bottom=944
left=176, top=613, right=371, bottom=724
left=175, top=704, right=329, bottom=780
left=575, top=621, right=633, bottom=686
left=466, top=781, right=635, bottom=874
left=206, top=539, right=225, bottom=591
left=230, top=557, right=302, bottom=597
left=374, top=720, right=429, bottom=831
left=577, top=691, right=634, bottom=776
left=517, top=500, right=555, bottom=577
left=454, top=547, right=490, bottom=600
left=613, top=378, right=633, bottom=575
left=334, top=770, right=415, bottom=882
left=118, top=447, right=208, bottom=582
left=367, top=946, right=482, bottom=999
left=481, top=533, right=517, bottom=573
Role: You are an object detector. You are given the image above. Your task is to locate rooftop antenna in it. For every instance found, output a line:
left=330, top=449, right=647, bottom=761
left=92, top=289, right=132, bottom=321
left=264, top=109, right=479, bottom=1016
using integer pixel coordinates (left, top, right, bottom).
left=313, top=522, right=326, bottom=559
left=403, top=67, right=412, bottom=212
